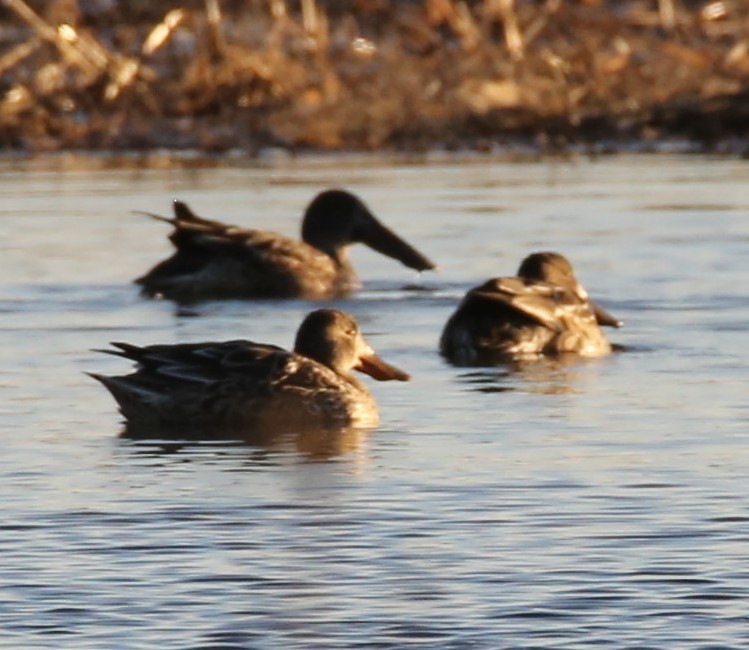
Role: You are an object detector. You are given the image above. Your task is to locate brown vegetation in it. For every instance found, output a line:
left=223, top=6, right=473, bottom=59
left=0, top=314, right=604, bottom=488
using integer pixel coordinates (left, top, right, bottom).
left=1, top=0, right=749, bottom=154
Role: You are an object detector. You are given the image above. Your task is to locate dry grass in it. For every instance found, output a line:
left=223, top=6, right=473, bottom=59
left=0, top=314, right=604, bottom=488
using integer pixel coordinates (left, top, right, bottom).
left=1, top=0, right=749, bottom=153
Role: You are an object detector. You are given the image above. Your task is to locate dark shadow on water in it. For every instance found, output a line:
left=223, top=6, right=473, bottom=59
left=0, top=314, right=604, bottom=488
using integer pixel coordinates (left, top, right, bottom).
left=452, top=353, right=619, bottom=395
left=612, top=342, right=651, bottom=354
left=145, top=280, right=443, bottom=316
left=456, top=368, right=515, bottom=394
left=399, top=282, right=439, bottom=293
left=118, top=420, right=368, bottom=463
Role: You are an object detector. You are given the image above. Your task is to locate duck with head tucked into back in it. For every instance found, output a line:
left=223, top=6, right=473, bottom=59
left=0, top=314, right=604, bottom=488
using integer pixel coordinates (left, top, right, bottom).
left=89, top=308, right=410, bottom=431
left=135, top=189, right=436, bottom=303
left=440, top=251, right=622, bottom=366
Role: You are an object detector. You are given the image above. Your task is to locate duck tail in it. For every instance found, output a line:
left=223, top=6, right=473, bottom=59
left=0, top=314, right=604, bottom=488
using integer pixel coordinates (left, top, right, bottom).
left=132, top=209, right=176, bottom=225
left=87, top=372, right=158, bottom=420
left=133, top=200, right=219, bottom=230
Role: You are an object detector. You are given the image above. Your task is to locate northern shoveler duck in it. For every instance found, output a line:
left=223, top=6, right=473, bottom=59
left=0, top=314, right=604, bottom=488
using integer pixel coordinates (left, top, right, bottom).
left=89, top=308, right=410, bottom=431
left=440, top=252, right=622, bottom=365
left=135, top=189, right=436, bottom=302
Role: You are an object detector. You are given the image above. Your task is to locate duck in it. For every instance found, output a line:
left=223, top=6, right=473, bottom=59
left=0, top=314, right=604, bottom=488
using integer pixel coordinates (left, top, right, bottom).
left=440, top=251, right=622, bottom=365
left=135, top=189, right=436, bottom=302
left=89, top=308, right=410, bottom=431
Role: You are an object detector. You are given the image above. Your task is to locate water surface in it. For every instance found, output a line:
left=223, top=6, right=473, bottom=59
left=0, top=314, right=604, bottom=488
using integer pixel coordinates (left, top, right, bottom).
left=1, top=154, right=748, bottom=648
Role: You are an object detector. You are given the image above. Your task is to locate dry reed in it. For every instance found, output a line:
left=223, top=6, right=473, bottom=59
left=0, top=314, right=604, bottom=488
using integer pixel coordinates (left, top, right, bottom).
left=0, top=0, right=748, bottom=152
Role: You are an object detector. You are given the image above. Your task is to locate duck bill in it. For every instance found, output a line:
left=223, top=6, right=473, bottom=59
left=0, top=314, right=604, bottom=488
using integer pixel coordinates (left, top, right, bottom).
left=358, top=219, right=436, bottom=272
left=591, top=300, right=622, bottom=328
left=355, top=353, right=411, bottom=382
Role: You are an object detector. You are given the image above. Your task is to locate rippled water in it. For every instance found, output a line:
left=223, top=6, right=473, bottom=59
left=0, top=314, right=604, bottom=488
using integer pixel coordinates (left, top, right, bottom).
left=2, top=154, right=749, bottom=648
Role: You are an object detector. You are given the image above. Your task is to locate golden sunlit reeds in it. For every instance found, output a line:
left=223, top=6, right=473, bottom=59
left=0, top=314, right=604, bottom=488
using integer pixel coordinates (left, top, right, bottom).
left=0, top=0, right=748, bottom=152
left=142, top=10, right=186, bottom=57
left=658, top=0, right=676, bottom=31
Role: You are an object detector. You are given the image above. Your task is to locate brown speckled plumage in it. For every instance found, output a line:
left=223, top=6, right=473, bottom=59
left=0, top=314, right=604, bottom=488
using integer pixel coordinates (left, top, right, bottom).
left=440, top=252, right=621, bottom=365
left=90, top=309, right=409, bottom=431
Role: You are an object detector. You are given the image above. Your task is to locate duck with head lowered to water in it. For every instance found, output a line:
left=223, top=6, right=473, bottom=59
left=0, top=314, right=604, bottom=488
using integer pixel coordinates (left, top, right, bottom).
left=440, top=251, right=622, bottom=366
left=135, top=189, right=436, bottom=302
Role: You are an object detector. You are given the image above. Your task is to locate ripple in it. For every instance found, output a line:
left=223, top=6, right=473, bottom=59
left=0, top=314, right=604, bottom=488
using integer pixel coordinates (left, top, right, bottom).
left=3, top=156, right=749, bottom=649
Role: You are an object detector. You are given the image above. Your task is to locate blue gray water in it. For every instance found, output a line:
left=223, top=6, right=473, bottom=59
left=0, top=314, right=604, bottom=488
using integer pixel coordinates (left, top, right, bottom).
left=1, top=154, right=748, bottom=648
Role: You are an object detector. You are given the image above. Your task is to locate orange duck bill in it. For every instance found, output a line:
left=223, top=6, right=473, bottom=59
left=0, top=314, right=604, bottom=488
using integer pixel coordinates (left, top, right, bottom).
left=354, top=352, right=411, bottom=382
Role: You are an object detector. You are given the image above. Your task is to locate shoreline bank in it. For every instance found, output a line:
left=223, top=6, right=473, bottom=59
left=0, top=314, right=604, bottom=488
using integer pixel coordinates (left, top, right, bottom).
left=2, top=1, right=749, bottom=156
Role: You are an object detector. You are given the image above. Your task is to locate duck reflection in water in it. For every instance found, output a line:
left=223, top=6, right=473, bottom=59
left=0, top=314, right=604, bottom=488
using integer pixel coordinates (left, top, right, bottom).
left=89, top=308, right=410, bottom=437
left=440, top=252, right=622, bottom=367
left=135, top=189, right=436, bottom=303
left=120, top=421, right=369, bottom=462
left=457, top=352, right=611, bottom=396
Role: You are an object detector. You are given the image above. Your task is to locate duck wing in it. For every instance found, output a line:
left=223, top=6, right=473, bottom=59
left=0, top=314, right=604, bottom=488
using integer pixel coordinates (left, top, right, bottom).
left=105, top=339, right=289, bottom=385
left=136, top=201, right=303, bottom=262
left=136, top=201, right=336, bottom=299
left=91, top=340, right=297, bottom=421
left=468, top=277, right=588, bottom=331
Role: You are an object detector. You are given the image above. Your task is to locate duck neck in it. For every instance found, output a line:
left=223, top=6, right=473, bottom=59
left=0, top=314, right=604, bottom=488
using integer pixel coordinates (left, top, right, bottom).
left=324, top=246, right=354, bottom=286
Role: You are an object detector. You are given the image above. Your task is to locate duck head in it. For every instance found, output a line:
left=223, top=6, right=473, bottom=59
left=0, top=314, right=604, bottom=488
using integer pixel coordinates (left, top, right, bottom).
left=301, top=189, right=435, bottom=272
left=294, top=308, right=410, bottom=381
left=518, top=252, right=622, bottom=328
